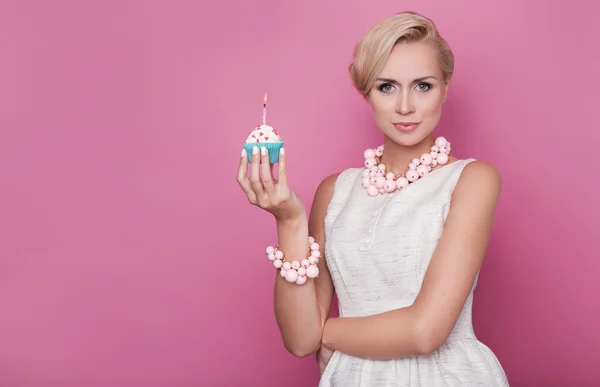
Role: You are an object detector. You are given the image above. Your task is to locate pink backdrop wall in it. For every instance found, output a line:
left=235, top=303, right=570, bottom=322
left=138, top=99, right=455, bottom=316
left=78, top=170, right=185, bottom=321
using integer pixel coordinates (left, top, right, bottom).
left=1, top=1, right=598, bottom=386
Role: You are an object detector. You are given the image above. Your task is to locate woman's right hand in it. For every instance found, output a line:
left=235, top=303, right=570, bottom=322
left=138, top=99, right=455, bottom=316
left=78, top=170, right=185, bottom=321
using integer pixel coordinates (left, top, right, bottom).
left=237, top=145, right=305, bottom=222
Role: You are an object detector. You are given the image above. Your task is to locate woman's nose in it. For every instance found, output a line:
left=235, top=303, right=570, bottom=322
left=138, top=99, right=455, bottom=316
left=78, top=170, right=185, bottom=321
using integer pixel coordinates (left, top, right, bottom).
left=395, top=91, right=414, bottom=115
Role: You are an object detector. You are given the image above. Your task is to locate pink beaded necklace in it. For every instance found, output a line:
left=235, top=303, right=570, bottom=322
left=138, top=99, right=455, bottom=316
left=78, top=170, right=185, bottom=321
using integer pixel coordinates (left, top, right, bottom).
left=361, top=136, right=451, bottom=197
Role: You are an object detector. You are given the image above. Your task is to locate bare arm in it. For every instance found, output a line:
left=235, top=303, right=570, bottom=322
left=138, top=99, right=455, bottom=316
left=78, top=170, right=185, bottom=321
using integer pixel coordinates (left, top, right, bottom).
left=236, top=145, right=336, bottom=358
left=274, top=173, right=337, bottom=357
left=321, top=161, right=502, bottom=359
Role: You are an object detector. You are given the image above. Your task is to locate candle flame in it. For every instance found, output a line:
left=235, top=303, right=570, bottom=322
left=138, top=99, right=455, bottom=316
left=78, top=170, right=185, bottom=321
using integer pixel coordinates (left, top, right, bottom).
left=264, top=92, right=268, bottom=105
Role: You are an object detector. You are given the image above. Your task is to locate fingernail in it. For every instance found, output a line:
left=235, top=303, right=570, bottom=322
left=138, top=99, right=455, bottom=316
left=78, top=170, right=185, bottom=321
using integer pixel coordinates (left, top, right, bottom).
left=280, top=147, right=285, bottom=155
left=261, top=147, right=267, bottom=156
left=241, top=149, right=247, bottom=158
left=252, top=146, right=258, bottom=155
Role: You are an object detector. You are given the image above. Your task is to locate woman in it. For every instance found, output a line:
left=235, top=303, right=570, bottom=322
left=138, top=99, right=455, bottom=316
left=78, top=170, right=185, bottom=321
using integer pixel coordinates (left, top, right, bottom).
left=236, top=11, right=509, bottom=387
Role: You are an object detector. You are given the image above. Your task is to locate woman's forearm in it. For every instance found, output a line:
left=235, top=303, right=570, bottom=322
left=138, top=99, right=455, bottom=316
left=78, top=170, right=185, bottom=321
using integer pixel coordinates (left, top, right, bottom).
left=273, top=215, right=323, bottom=357
left=321, top=307, right=426, bottom=360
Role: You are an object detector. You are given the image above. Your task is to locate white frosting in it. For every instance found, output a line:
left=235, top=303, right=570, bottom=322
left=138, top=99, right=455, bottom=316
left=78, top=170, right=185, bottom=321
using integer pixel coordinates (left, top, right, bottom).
left=245, top=124, right=283, bottom=143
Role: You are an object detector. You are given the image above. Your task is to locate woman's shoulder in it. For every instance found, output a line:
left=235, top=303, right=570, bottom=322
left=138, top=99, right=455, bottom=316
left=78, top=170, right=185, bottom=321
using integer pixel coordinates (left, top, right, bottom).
left=452, top=159, right=502, bottom=203
left=311, top=167, right=362, bottom=212
left=457, top=159, right=501, bottom=186
left=314, top=168, right=361, bottom=198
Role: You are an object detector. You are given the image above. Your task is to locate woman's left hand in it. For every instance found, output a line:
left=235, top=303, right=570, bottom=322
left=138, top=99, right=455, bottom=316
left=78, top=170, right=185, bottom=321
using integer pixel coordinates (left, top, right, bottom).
left=317, top=344, right=335, bottom=375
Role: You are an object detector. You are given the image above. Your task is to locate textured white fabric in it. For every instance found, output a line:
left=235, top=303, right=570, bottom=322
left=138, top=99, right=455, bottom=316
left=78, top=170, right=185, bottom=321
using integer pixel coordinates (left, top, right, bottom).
left=319, top=159, right=509, bottom=387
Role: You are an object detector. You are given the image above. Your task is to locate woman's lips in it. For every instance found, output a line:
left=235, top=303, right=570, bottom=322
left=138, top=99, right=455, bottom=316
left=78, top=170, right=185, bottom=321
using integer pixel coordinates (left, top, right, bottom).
left=393, top=122, right=420, bottom=132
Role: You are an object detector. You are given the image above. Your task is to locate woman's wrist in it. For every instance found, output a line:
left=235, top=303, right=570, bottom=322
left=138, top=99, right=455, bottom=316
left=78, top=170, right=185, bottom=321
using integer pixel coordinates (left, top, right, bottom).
left=321, top=318, right=334, bottom=350
left=275, top=212, right=308, bottom=227
left=275, top=212, right=307, bottom=230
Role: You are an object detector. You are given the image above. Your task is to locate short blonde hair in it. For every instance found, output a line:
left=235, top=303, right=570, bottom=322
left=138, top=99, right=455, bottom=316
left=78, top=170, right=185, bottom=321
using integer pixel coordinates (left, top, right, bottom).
left=349, top=11, right=454, bottom=96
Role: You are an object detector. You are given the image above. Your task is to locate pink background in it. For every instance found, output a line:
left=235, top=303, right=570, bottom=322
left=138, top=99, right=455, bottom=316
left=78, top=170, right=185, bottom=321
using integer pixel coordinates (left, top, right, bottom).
left=1, top=0, right=599, bottom=386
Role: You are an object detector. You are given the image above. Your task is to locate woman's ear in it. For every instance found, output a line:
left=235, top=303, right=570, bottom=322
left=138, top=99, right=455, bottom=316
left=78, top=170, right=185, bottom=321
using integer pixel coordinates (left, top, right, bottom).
left=442, top=79, right=451, bottom=103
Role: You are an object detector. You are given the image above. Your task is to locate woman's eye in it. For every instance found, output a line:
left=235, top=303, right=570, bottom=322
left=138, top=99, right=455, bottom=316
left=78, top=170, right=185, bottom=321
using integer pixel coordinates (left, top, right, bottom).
left=415, top=83, right=432, bottom=91
left=378, top=83, right=394, bottom=93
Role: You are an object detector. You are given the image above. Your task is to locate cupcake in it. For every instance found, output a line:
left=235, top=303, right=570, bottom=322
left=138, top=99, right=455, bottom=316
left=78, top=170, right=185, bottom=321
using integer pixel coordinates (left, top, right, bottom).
left=243, top=124, right=284, bottom=164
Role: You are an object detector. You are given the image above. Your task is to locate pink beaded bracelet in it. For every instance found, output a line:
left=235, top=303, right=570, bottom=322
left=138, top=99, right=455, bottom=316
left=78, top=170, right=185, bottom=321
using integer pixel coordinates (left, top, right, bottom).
left=265, top=236, right=321, bottom=285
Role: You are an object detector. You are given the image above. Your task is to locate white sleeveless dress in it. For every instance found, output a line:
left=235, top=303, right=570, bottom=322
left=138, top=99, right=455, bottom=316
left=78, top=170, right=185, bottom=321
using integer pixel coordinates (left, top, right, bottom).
left=319, top=159, right=509, bottom=387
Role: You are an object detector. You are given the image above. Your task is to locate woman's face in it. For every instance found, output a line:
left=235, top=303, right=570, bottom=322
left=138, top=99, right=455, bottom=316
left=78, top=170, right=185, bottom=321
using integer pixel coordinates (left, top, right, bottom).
left=367, top=41, right=449, bottom=147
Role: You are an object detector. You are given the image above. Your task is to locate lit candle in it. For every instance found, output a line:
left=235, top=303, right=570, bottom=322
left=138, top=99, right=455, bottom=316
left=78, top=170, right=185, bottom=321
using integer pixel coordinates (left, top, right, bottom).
left=262, top=92, right=267, bottom=126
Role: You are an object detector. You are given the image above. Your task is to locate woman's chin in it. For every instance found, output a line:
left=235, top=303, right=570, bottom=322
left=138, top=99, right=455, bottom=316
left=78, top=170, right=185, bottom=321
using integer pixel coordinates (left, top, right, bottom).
left=383, top=129, right=433, bottom=148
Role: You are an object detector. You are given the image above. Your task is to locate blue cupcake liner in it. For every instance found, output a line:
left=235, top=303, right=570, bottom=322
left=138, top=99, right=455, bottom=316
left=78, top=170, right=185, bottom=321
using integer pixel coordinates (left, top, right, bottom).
left=243, top=142, right=284, bottom=164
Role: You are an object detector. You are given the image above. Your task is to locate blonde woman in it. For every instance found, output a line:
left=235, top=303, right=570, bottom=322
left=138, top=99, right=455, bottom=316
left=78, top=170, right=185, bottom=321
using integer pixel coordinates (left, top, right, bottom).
left=237, top=11, right=509, bottom=387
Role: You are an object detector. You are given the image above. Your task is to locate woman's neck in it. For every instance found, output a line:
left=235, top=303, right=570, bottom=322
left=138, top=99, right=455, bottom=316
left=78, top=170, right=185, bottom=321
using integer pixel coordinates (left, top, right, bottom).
left=379, top=134, right=436, bottom=176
